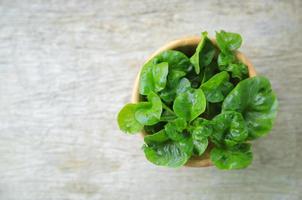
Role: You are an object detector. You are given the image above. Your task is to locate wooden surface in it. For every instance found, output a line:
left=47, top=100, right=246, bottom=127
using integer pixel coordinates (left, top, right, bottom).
left=0, top=0, right=301, bottom=199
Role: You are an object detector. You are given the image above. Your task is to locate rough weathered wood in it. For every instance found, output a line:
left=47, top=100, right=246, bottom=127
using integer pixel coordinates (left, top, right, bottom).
left=0, top=0, right=301, bottom=199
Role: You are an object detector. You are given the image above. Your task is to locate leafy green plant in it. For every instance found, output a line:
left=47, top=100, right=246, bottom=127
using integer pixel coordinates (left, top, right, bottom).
left=117, top=30, right=278, bottom=170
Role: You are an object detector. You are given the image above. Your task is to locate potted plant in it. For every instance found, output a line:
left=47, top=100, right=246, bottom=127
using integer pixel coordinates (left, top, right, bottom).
left=117, top=31, right=278, bottom=170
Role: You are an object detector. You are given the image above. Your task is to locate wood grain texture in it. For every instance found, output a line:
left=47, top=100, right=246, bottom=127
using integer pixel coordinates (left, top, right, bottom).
left=0, top=0, right=301, bottom=199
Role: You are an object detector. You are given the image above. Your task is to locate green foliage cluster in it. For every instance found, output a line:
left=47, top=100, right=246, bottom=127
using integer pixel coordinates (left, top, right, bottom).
left=117, top=31, right=278, bottom=169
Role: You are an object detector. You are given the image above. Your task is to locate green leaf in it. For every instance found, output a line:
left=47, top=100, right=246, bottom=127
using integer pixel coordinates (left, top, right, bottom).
left=173, top=88, right=206, bottom=122
left=216, top=30, right=242, bottom=53
left=160, top=109, right=177, bottom=121
left=210, top=143, right=253, bottom=169
left=139, top=62, right=169, bottom=95
left=144, top=130, right=169, bottom=145
left=160, top=70, right=187, bottom=103
left=159, top=89, right=176, bottom=104
left=164, top=118, right=187, bottom=141
left=217, top=53, right=248, bottom=81
left=190, top=32, right=216, bottom=74
left=175, top=78, right=191, bottom=94
left=211, top=111, right=248, bottom=147
left=135, top=92, right=162, bottom=125
left=190, top=118, right=213, bottom=155
left=218, top=53, right=235, bottom=67
left=153, top=62, right=169, bottom=91
left=230, top=63, right=248, bottom=80
left=155, top=50, right=192, bottom=72
left=139, top=50, right=191, bottom=95
left=224, top=63, right=248, bottom=80
left=201, top=71, right=234, bottom=103
left=193, top=137, right=208, bottom=156
left=222, top=76, right=278, bottom=139
left=168, top=70, right=187, bottom=86
left=190, top=118, right=213, bottom=138
left=117, top=103, right=143, bottom=134
left=143, top=137, right=193, bottom=168
left=216, top=36, right=248, bottom=80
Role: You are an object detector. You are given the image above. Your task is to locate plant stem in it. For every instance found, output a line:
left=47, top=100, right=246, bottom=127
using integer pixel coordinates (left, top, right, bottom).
left=162, top=102, right=174, bottom=114
left=206, top=101, right=210, bottom=118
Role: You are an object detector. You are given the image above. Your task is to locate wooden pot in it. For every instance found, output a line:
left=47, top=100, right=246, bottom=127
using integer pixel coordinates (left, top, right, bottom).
left=131, top=36, right=256, bottom=167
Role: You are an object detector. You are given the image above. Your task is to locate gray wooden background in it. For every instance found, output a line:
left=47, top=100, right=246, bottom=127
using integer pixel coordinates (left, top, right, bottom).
left=0, top=0, right=301, bottom=199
